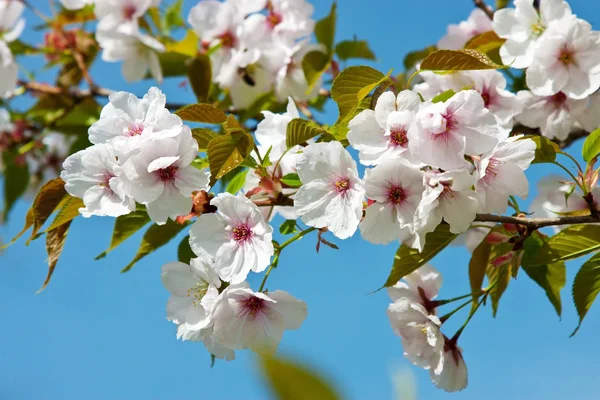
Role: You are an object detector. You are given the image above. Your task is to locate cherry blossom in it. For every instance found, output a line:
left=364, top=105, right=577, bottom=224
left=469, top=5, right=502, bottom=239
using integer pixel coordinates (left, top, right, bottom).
left=515, top=90, right=587, bottom=140
left=255, top=97, right=300, bottom=161
left=189, top=193, right=274, bottom=284
left=242, top=0, right=315, bottom=45
left=494, top=0, right=572, bottom=69
left=95, top=0, right=153, bottom=31
left=58, top=0, right=94, bottom=10
left=122, top=132, right=210, bottom=224
left=388, top=264, right=442, bottom=307
left=430, top=341, right=468, bottom=392
left=438, top=8, right=492, bottom=50
left=348, top=90, right=421, bottom=166
left=527, top=17, right=600, bottom=99
left=0, top=0, right=25, bottom=43
left=294, top=141, right=365, bottom=239
left=474, top=135, right=536, bottom=214
left=211, top=284, right=307, bottom=353
left=0, top=41, right=17, bottom=98
left=578, top=92, right=600, bottom=132
left=61, top=143, right=135, bottom=218
left=531, top=176, right=599, bottom=223
left=408, top=90, right=501, bottom=170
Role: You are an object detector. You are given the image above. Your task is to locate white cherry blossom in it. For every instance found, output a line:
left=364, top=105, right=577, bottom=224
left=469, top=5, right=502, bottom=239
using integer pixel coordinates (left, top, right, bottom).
left=58, top=0, right=94, bottom=10
left=408, top=90, right=501, bottom=170
left=527, top=17, right=600, bottom=99
left=242, top=0, right=315, bottom=45
left=430, top=341, right=468, bottom=392
left=388, top=263, right=442, bottom=307
left=211, top=284, right=307, bottom=353
left=0, top=41, right=17, bottom=98
left=348, top=90, right=421, bottom=166
left=255, top=97, right=300, bottom=161
left=61, top=143, right=135, bottom=218
left=294, top=141, right=365, bottom=239
left=475, top=135, right=536, bottom=214
left=122, top=132, right=210, bottom=224
left=531, top=176, right=599, bottom=222
left=494, top=0, right=572, bottom=68
left=359, top=158, right=424, bottom=246
left=189, top=193, right=274, bottom=284
left=0, top=0, right=25, bottom=43
left=515, top=90, right=587, bottom=140
left=438, top=8, right=492, bottom=50
left=95, top=0, right=152, bottom=31
left=578, top=92, right=600, bottom=132
left=188, top=0, right=244, bottom=45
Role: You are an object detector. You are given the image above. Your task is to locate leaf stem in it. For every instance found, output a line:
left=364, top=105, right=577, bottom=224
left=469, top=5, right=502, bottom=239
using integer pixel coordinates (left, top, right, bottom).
left=439, top=299, right=472, bottom=324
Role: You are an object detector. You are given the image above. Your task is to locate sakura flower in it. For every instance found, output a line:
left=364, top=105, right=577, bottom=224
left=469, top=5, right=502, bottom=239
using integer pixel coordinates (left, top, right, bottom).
left=348, top=90, right=421, bottom=166
left=88, top=87, right=182, bottom=157
left=387, top=264, right=442, bottom=307
left=122, top=132, right=211, bottom=224
left=242, top=0, right=315, bottom=45
left=438, top=8, right=492, bottom=50
left=255, top=97, right=300, bottom=161
left=359, top=158, right=424, bottom=245
left=295, top=141, right=365, bottom=239
left=530, top=176, right=599, bottom=224
left=188, top=0, right=244, bottom=45
left=0, top=0, right=25, bottom=43
left=577, top=91, right=600, bottom=132
left=430, top=341, right=468, bottom=392
left=95, top=0, right=152, bottom=31
left=475, top=135, right=536, bottom=214
left=494, top=0, right=572, bottom=68
left=0, top=41, right=17, bottom=98
left=58, top=0, right=94, bottom=10
left=96, top=27, right=165, bottom=83
left=527, top=17, right=600, bottom=99
left=515, top=90, right=587, bottom=140
left=211, top=284, right=307, bottom=353
left=189, top=193, right=274, bottom=284
left=417, top=169, right=479, bottom=235
left=223, top=51, right=274, bottom=108
left=387, top=298, right=444, bottom=368
left=61, top=143, right=135, bottom=218
left=408, top=90, right=501, bottom=170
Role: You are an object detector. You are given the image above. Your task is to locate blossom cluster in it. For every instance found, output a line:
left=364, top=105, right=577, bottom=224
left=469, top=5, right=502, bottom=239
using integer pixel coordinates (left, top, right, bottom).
left=0, top=0, right=25, bottom=97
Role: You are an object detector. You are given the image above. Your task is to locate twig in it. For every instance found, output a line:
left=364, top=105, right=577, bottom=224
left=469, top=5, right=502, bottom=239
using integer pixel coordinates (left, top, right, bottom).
left=474, top=213, right=600, bottom=229
left=473, top=0, right=495, bottom=19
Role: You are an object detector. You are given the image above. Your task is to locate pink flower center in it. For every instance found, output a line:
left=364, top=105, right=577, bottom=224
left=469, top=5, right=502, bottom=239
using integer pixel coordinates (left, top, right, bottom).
left=333, top=177, right=351, bottom=195
left=127, top=122, right=144, bottom=136
left=122, top=4, right=137, bottom=20
left=267, top=12, right=283, bottom=28
left=99, top=172, right=114, bottom=189
left=480, top=86, right=493, bottom=108
left=240, top=295, right=266, bottom=318
left=549, top=92, right=567, bottom=109
left=387, top=184, right=407, bottom=205
left=389, top=127, right=408, bottom=148
left=483, top=157, right=501, bottom=184
left=232, top=224, right=253, bottom=243
left=156, top=166, right=178, bottom=182
left=559, top=47, right=575, bottom=66
left=218, top=31, right=236, bottom=48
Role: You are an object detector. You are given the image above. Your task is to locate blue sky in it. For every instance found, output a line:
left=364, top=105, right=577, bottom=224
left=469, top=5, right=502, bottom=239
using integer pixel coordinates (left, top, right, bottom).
left=1, top=0, right=599, bottom=399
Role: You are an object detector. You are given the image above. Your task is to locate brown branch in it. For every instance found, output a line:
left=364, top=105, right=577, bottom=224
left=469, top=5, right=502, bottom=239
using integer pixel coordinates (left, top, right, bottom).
left=473, top=0, right=495, bottom=19
left=511, top=123, right=589, bottom=149
left=474, top=213, right=600, bottom=229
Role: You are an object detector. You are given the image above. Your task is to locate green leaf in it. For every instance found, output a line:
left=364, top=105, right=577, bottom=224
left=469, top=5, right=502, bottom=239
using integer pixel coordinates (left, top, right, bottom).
left=486, top=263, right=512, bottom=317
left=225, top=169, right=249, bottom=194
left=382, top=224, right=457, bottom=288
left=175, top=104, right=227, bottom=123
left=8, top=40, right=39, bottom=55
left=23, top=178, right=67, bottom=245
left=95, top=210, right=151, bottom=260
left=280, top=220, right=298, bottom=235
left=582, top=127, right=600, bottom=162
left=286, top=119, right=328, bottom=148
left=188, top=55, right=212, bottom=102
left=523, top=262, right=566, bottom=317
left=330, top=66, right=391, bottom=134
left=522, top=225, right=600, bottom=267
left=280, top=173, right=302, bottom=188
left=469, top=240, right=492, bottom=304
left=496, top=0, right=510, bottom=9
left=43, top=195, right=84, bottom=232
left=207, top=131, right=254, bottom=181
left=432, top=89, right=456, bottom=103
left=191, top=128, right=219, bottom=150
left=122, top=220, right=190, bottom=272
left=571, top=252, right=600, bottom=335
left=403, top=45, right=437, bottom=70
left=526, top=135, right=559, bottom=164
left=260, top=355, right=340, bottom=400
left=162, top=0, right=185, bottom=34
left=2, top=152, right=29, bottom=222
left=420, top=49, right=504, bottom=71
left=464, top=31, right=506, bottom=65
left=314, top=2, right=336, bottom=53
left=157, top=51, right=192, bottom=77
left=165, top=29, right=198, bottom=57
left=302, top=51, right=330, bottom=92
left=39, top=220, right=72, bottom=293
left=177, top=235, right=195, bottom=264
left=335, top=39, right=376, bottom=61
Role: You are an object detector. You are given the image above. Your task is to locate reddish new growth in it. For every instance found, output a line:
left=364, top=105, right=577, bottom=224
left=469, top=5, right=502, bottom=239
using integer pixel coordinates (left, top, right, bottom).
left=240, top=295, right=266, bottom=318
left=232, top=224, right=253, bottom=243
left=387, top=185, right=407, bottom=205
left=389, top=127, right=408, bottom=148
left=156, top=166, right=178, bottom=182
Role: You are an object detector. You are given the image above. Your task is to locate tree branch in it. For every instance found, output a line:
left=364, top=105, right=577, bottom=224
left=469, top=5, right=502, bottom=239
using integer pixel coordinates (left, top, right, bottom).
left=474, top=213, right=600, bottom=229
left=473, top=0, right=495, bottom=19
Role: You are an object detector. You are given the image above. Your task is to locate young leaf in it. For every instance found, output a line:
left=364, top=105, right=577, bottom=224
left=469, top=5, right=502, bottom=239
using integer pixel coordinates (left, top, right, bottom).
left=225, top=169, right=249, bottom=194
left=582, top=127, right=600, bottom=162
left=175, top=104, right=227, bottom=123
left=486, top=263, right=511, bottom=317
left=465, top=31, right=505, bottom=50
left=280, top=173, right=302, bottom=188
left=39, top=221, right=72, bottom=293
left=335, top=39, right=376, bottom=61
left=43, top=195, right=84, bottom=232
left=382, top=224, right=457, bottom=288
left=526, top=136, right=559, bottom=164
left=314, top=2, right=336, bottom=53
left=177, top=235, right=195, bottom=264
left=431, top=89, right=456, bottom=103
left=24, top=178, right=68, bottom=245
left=188, top=55, right=212, bottom=102
left=280, top=220, right=298, bottom=235
left=302, top=51, right=330, bottom=91
left=286, top=119, right=329, bottom=148
left=522, top=225, right=600, bottom=267
left=469, top=240, right=492, bottom=303
left=571, top=252, right=600, bottom=335
left=403, top=45, right=437, bottom=71
left=523, top=262, right=566, bottom=317
left=191, top=128, right=219, bottom=150
left=420, top=49, right=504, bottom=71
left=122, top=220, right=190, bottom=272
left=165, top=29, right=198, bottom=57
left=162, top=0, right=185, bottom=34
left=207, top=131, right=254, bottom=182
left=157, top=51, right=192, bottom=77
left=95, top=210, right=151, bottom=260
left=260, top=355, right=340, bottom=400
left=2, top=152, right=29, bottom=222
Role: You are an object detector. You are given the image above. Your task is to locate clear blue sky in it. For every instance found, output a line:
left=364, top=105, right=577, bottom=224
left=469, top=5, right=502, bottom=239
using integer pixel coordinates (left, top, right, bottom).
left=1, top=1, right=599, bottom=399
